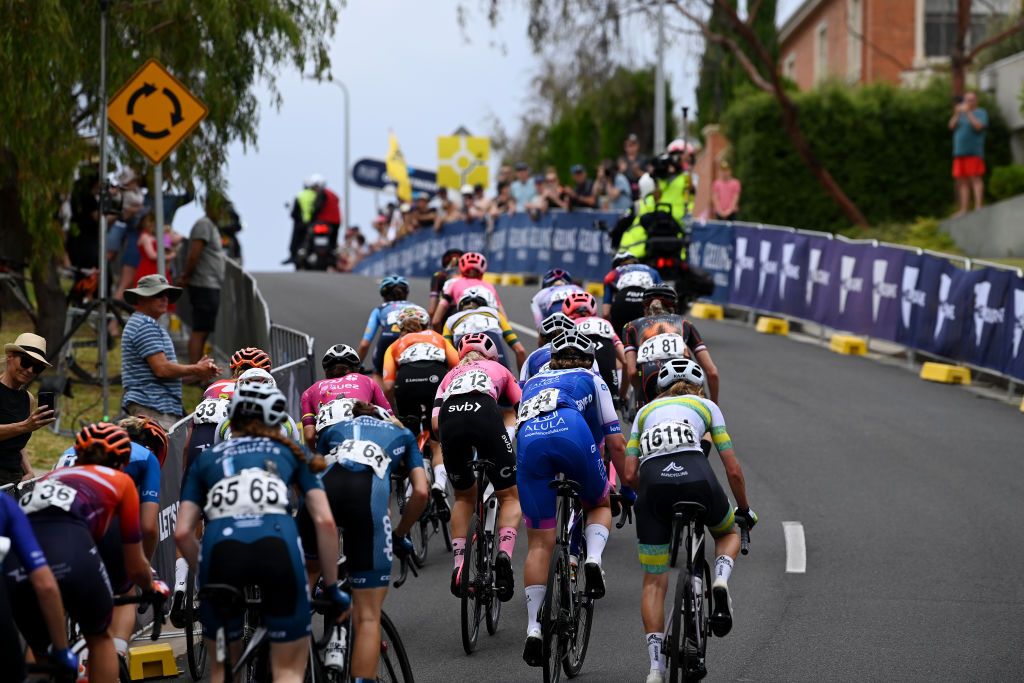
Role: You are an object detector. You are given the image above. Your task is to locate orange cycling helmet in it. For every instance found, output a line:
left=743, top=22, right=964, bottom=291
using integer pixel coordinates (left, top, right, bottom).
left=458, top=252, right=487, bottom=277
left=74, top=422, right=132, bottom=467
left=457, top=332, right=499, bottom=361
left=562, top=291, right=597, bottom=319
left=230, top=347, right=272, bottom=372
left=136, top=417, right=169, bottom=467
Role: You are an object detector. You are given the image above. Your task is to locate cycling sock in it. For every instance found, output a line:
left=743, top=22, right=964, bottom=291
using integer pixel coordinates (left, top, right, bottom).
left=525, top=584, right=546, bottom=632
left=113, top=638, right=129, bottom=656
left=506, top=425, right=516, bottom=443
left=584, top=524, right=609, bottom=565
left=452, top=538, right=466, bottom=569
left=174, top=557, right=188, bottom=588
left=714, top=555, right=734, bottom=584
left=498, top=526, right=518, bottom=557
left=646, top=632, right=665, bottom=671
left=434, top=463, right=448, bottom=490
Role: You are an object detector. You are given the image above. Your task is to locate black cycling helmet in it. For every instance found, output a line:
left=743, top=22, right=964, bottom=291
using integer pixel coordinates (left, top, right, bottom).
left=642, top=283, right=678, bottom=304
left=442, top=249, right=464, bottom=268
left=612, top=251, right=637, bottom=268
left=322, top=343, right=360, bottom=370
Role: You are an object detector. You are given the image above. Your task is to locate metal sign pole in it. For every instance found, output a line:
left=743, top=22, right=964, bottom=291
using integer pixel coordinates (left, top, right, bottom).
left=154, top=163, right=166, bottom=277
left=97, top=0, right=111, bottom=420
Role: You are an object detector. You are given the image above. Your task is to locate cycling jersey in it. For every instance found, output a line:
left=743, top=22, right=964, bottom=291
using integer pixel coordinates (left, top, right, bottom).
left=516, top=368, right=621, bottom=529
left=430, top=267, right=460, bottom=302
left=432, top=360, right=522, bottom=420
left=362, top=300, right=416, bottom=344
left=529, top=283, right=586, bottom=327
left=181, top=435, right=323, bottom=642
left=382, top=331, right=458, bottom=383
left=300, top=416, right=424, bottom=588
left=623, top=314, right=708, bottom=401
left=626, top=395, right=732, bottom=466
left=214, top=414, right=300, bottom=445
left=520, top=345, right=600, bottom=383
left=185, top=395, right=232, bottom=474
left=0, top=494, right=46, bottom=573
left=442, top=277, right=502, bottom=311
left=602, top=264, right=661, bottom=305
left=443, top=307, right=520, bottom=348
left=21, top=465, right=142, bottom=544
left=57, top=442, right=161, bottom=505
left=300, top=374, right=392, bottom=428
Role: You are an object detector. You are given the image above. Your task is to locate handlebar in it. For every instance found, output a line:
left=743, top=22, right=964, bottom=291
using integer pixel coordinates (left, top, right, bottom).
left=392, top=551, right=418, bottom=589
left=609, top=491, right=633, bottom=530
left=735, top=518, right=752, bottom=556
left=309, top=596, right=347, bottom=648
left=114, top=590, right=167, bottom=641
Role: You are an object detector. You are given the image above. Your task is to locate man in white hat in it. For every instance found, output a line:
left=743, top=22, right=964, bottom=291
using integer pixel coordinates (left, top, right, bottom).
left=0, top=333, right=55, bottom=485
left=121, top=274, right=220, bottom=429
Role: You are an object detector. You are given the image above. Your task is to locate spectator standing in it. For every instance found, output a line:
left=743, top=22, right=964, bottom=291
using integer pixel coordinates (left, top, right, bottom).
left=496, top=164, right=513, bottom=186
left=412, top=192, right=437, bottom=229
left=461, top=185, right=487, bottom=221
left=179, top=193, right=226, bottom=364
left=121, top=275, right=219, bottom=429
left=540, top=169, right=569, bottom=211
left=566, top=164, right=597, bottom=209
left=949, top=91, right=989, bottom=217
left=492, top=182, right=516, bottom=216
left=135, top=209, right=183, bottom=282
left=66, top=166, right=101, bottom=273
left=0, top=334, right=55, bottom=485
left=620, top=133, right=649, bottom=199
left=711, top=160, right=742, bottom=220
left=597, top=159, right=633, bottom=212
left=510, top=162, right=537, bottom=208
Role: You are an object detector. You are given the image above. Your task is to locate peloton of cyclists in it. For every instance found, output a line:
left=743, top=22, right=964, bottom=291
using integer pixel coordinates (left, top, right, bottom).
left=358, top=275, right=416, bottom=384
left=443, top=290, right=527, bottom=373
left=431, top=252, right=506, bottom=329
left=602, top=251, right=662, bottom=337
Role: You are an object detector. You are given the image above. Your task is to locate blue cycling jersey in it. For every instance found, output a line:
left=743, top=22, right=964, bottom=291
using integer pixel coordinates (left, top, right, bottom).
left=604, top=264, right=661, bottom=304
left=520, top=346, right=600, bottom=383
left=317, top=416, right=424, bottom=475
left=57, top=442, right=162, bottom=504
left=0, top=494, right=47, bottom=572
left=519, top=368, right=621, bottom=445
left=362, top=300, right=416, bottom=343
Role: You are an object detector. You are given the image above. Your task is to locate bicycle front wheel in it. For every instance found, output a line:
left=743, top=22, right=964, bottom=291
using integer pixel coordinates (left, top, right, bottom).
left=460, top=514, right=483, bottom=654
left=542, top=548, right=567, bottom=683
left=184, top=568, right=207, bottom=680
left=484, top=532, right=501, bottom=636
left=378, top=611, right=414, bottom=683
left=562, top=567, right=594, bottom=678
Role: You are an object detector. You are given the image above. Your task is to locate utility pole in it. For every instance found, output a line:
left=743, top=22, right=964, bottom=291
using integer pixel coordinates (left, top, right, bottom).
left=97, top=0, right=112, bottom=419
left=654, top=0, right=667, bottom=154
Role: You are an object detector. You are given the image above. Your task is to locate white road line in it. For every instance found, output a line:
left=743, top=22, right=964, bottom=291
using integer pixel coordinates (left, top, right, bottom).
left=782, top=521, right=806, bottom=573
left=508, top=320, right=536, bottom=338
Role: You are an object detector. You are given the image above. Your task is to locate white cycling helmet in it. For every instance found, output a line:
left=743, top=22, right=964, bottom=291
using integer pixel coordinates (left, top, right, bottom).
left=397, top=305, right=430, bottom=326
left=657, top=358, right=705, bottom=392
left=307, top=173, right=326, bottom=189
left=550, top=330, right=595, bottom=358
left=322, top=344, right=360, bottom=370
left=638, top=173, right=656, bottom=199
left=539, top=312, right=576, bottom=337
left=229, top=383, right=289, bottom=426
left=237, top=367, right=277, bottom=387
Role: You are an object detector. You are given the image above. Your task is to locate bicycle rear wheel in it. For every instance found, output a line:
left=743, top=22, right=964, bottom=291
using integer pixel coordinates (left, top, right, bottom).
left=562, top=555, right=594, bottom=677
left=484, top=532, right=501, bottom=636
left=378, top=610, right=414, bottom=682
left=667, top=564, right=687, bottom=683
left=411, top=513, right=429, bottom=568
left=460, top=514, right=483, bottom=654
left=184, top=568, right=207, bottom=680
left=542, top=547, right=566, bottom=683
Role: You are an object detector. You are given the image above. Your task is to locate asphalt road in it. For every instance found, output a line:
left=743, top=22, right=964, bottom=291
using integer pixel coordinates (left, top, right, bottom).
left=251, top=270, right=1024, bottom=682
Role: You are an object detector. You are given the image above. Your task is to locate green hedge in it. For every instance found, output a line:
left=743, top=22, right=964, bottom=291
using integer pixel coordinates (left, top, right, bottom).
left=989, top=164, right=1024, bottom=201
left=721, top=80, right=1011, bottom=229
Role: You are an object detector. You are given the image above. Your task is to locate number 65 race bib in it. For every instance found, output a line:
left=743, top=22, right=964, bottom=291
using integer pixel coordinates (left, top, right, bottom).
left=204, top=468, right=289, bottom=520
left=637, top=333, right=687, bottom=364
left=639, top=420, right=699, bottom=461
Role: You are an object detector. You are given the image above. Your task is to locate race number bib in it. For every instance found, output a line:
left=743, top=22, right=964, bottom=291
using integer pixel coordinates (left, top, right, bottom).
left=327, top=440, right=390, bottom=479
left=639, top=420, right=699, bottom=460
left=385, top=308, right=404, bottom=326
left=194, top=398, right=230, bottom=425
left=548, top=288, right=572, bottom=304
left=316, top=398, right=357, bottom=432
left=517, top=388, right=560, bottom=426
left=576, top=318, right=615, bottom=339
left=455, top=314, right=500, bottom=335
left=204, top=468, right=289, bottom=520
left=618, top=270, right=654, bottom=289
left=443, top=370, right=494, bottom=399
left=637, top=333, right=686, bottom=363
left=19, top=481, right=77, bottom=514
left=398, top=342, right=446, bottom=365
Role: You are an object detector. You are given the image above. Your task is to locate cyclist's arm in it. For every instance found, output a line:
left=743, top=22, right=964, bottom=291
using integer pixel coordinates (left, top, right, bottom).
left=510, top=341, right=527, bottom=373
left=116, top=484, right=154, bottom=590
left=303, top=425, right=317, bottom=450
left=299, top=383, right=319, bottom=429
left=382, top=346, right=398, bottom=400
left=501, top=367, right=524, bottom=406
left=708, top=402, right=748, bottom=509
left=430, top=380, right=447, bottom=435
left=694, top=347, right=719, bottom=404
left=395, top=433, right=427, bottom=538
left=370, top=378, right=393, bottom=413
left=443, top=340, right=459, bottom=367
left=441, top=321, right=454, bottom=344
left=498, top=313, right=520, bottom=348
left=595, top=378, right=626, bottom=479
left=623, top=412, right=643, bottom=488
left=357, top=308, right=381, bottom=360
left=432, top=298, right=450, bottom=331
left=529, top=293, right=544, bottom=328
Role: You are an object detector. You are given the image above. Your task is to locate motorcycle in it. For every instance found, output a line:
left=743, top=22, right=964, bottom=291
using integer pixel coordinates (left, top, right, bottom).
left=297, top=221, right=336, bottom=271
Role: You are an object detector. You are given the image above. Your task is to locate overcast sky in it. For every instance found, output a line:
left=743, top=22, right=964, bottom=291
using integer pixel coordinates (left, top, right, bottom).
left=172, top=0, right=801, bottom=271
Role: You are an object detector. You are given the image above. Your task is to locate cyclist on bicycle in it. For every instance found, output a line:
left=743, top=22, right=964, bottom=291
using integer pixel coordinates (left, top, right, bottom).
left=431, top=252, right=506, bottom=329
left=623, top=283, right=719, bottom=406
left=520, top=312, right=599, bottom=382
left=563, top=291, right=627, bottom=401
left=383, top=305, right=459, bottom=515
left=175, top=384, right=346, bottom=683
left=214, top=368, right=301, bottom=444
left=603, top=252, right=662, bottom=337
left=0, top=494, right=77, bottom=681
left=432, top=333, right=522, bottom=603
left=443, top=290, right=527, bottom=373
left=428, top=248, right=464, bottom=319
left=7, top=423, right=167, bottom=683
left=358, top=275, right=415, bottom=383
left=529, top=268, right=585, bottom=334
left=622, top=358, right=756, bottom=683
left=297, top=402, right=427, bottom=681
left=516, top=331, right=627, bottom=666
left=203, top=346, right=274, bottom=401
left=301, top=344, right=392, bottom=449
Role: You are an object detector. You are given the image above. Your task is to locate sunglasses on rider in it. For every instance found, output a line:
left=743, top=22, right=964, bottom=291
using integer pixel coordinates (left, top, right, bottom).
left=16, top=352, right=46, bottom=374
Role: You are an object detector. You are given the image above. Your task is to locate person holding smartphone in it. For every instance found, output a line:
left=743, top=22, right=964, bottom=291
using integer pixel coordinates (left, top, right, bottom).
left=0, top=333, right=56, bottom=486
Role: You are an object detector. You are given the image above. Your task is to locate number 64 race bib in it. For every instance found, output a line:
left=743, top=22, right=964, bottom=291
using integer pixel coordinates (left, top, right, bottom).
left=327, top=440, right=390, bottom=479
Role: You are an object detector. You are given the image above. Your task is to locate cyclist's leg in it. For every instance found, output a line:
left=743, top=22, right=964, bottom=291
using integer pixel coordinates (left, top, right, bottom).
left=636, top=461, right=675, bottom=676
left=97, top=521, right=135, bottom=658
left=250, top=529, right=312, bottom=680
left=437, top=399, right=479, bottom=543
left=268, top=638, right=309, bottom=683
left=350, top=587, right=387, bottom=680
left=515, top=422, right=560, bottom=636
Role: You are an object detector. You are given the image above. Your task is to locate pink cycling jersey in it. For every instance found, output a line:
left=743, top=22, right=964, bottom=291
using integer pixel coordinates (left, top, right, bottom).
left=573, top=316, right=623, bottom=347
left=300, top=374, right=392, bottom=427
left=443, top=277, right=503, bottom=311
left=432, top=360, right=522, bottom=418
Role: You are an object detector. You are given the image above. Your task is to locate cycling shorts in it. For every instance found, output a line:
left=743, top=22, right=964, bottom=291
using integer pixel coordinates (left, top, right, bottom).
left=438, top=394, right=516, bottom=492
left=296, top=468, right=392, bottom=589
left=587, top=334, right=620, bottom=395
left=395, top=361, right=446, bottom=436
left=372, top=332, right=400, bottom=375
left=610, top=288, right=646, bottom=337
left=0, top=579, right=24, bottom=682
left=635, top=452, right=734, bottom=574
left=198, top=518, right=310, bottom=643
left=6, top=516, right=114, bottom=646
left=97, top=514, right=131, bottom=595
left=516, top=408, right=610, bottom=529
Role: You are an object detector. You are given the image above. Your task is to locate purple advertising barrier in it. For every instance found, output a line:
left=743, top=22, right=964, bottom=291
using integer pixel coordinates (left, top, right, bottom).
left=867, top=245, right=908, bottom=342
left=751, top=229, right=789, bottom=313
left=896, top=251, right=931, bottom=347
left=1004, top=273, right=1024, bottom=380
left=916, top=257, right=973, bottom=358
left=729, top=225, right=761, bottom=308
left=805, top=236, right=840, bottom=326
left=821, top=241, right=876, bottom=335
left=960, top=268, right=1012, bottom=369
left=776, top=232, right=810, bottom=318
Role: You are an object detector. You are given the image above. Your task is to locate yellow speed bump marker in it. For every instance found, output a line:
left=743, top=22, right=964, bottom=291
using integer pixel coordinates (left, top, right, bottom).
left=690, top=303, right=724, bottom=320
left=128, top=643, right=178, bottom=680
left=1020, top=395, right=1024, bottom=413
left=919, top=362, right=971, bottom=385
left=482, top=273, right=501, bottom=284
left=500, top=274, right=525, bottom=286
left=586, top=282, right=604, bottom=299
left=829, top=334, right=867, bottom=355
left=755, top=316, right=789, bottom=335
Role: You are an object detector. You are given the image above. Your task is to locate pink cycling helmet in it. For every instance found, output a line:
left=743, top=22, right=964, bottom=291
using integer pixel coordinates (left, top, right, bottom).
left=562, top=291, right=597, bottom=319
left=457, top=332, right=499, bottom=361
left=458, top=252, right=488, bottom=277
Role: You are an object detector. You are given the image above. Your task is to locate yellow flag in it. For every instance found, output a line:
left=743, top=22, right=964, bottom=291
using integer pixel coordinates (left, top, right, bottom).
left=386, top=132, right=412, bottom=202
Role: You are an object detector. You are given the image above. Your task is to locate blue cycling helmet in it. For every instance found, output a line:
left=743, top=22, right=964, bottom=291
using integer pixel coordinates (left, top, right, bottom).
left=542, top=268, right=572, bottom=288
left=380, top=275, right=410, bottom=297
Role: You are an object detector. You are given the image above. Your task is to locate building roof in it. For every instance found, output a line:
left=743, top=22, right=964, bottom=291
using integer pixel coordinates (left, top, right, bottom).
left=778, top=0, right=827, bottom=45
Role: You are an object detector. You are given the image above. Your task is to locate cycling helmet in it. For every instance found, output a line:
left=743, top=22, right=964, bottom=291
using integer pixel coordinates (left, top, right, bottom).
left=322, top=344, right=360, bottom=370
left=539, top=312, right=576, bottom=337
left=657, top=358, right=705, bottom=391
left=397, top=305, right=430, bottom=326
left=667, top=138, right=692, bottom=154
left=458, top=252, right=487, bottom=276
left=121, top=416, right=169, bottom=467
left=612, top=251, right=637, bottom=267
left=562, top=291, right=597, bottom=319
left=237, top=367, right=277, bottom=387
left=380, top=275, right=410, bottom=297
left=638, top=173, right=657, bottom=198
left=458, top=290, right=490, bottom=310
left=542, top=268, right=572, bottom=288
left=229, top=382, right=289, bottom=426
left=457, top=332, right=499, bottom=360
left=74, top=422, right=132, bottom=467
left=442, top=249, right=464, bottom=268
left=550, top=330, right=595, bottom=358
left=642, top=283, right=678, bottom=304
left=230, top=347, right=272, bottom=372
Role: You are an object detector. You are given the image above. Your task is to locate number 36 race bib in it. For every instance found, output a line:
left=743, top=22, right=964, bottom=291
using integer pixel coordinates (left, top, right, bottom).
left=20, top=481, right=77, bottom=515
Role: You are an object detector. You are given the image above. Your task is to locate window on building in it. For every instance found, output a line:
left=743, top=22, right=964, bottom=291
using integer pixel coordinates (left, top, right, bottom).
left=924, top=0, right=1011, bottom=58
left=847, top=0, right=863, bottom=82
left=815, top=21, right=828, bottom=84
left=784, top=52, right=797, bottom=81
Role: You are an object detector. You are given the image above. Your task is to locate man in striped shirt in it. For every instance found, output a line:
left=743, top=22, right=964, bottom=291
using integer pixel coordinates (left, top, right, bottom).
left=121, top=275, right=219, bottom=429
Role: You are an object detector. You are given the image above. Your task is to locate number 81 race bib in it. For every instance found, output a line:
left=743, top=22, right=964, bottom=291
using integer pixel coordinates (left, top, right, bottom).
left=637, top=333, right=687, bottom=364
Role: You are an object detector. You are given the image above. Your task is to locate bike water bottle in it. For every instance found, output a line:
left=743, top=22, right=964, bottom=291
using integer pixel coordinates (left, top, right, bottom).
left=325, top=623, right=348, bottom=672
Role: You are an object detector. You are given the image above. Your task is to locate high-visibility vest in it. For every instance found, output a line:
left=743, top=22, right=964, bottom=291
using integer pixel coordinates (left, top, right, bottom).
left=658, top=173, right=691, bottom=224
left=296, top=188, right=317, bottom=223
left=621, top=195, right=658, bottom=258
